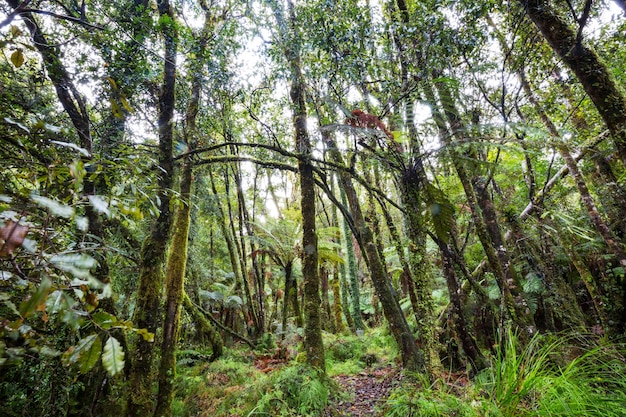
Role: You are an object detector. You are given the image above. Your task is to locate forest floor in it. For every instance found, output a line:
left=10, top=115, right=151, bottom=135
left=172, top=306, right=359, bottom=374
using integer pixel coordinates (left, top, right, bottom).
left=326, top=366, right=402, bottom=416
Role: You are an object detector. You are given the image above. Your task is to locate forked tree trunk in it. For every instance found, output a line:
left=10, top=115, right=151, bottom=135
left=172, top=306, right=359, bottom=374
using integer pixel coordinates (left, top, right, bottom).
left=126, top=1, right=177, bottom=414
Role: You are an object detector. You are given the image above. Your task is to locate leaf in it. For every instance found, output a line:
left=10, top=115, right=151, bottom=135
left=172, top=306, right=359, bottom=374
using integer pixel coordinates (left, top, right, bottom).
left=31, top=194, right=74, bottom=218
left=120, top=95, right=133, bottom=113
left=10, top=50, right=24, bottom=68
left=0, top=220, right=29, bottom=257
left=63, top=334, right=102, bottom=374
left=46, top=290, right=76, bottom=313
left=19, top=276, right=52, bottom=318
left=10, top=25, right=22, bottom=37
left=78, top=335, right=102, bottom=374
left=225, top=295, right=243, bottom=309
left=423, top=183, right=455, bottom=244
left=92, top=311, right=117, bottom=329
left=102, top=336, right=124, bottom=376
left=49, top=254, right=96, bottom=280
left=199, top=289, right=224, bottom=303
left=134, top=328, right=155, bottom=342
left=3, top=117, right=30, bottom=134
left=50, top=140, right=91, bottom=157
left=88, top=195, right=110, bottom=216
left=110, top=98, right=124, bottom=119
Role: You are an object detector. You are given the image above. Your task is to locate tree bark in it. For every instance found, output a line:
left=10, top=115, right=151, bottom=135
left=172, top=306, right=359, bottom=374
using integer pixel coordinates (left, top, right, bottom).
left=339, top=185, right=365, bottom=331
left=424, top=79, right=534, bottom=336
left=182, top=292, right=223, bottom=360
left=521, top=73, right=626, bottom=334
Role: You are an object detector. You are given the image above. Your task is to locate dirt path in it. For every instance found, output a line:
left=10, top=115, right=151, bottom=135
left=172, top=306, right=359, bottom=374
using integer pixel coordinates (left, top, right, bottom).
left=326, top=367, right=401, bottom=417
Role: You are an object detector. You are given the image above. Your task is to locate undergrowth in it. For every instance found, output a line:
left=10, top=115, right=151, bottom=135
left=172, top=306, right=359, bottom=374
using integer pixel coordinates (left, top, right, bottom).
left=383, top=331, right=626, bottom=417
left=172, top=330, right=626, bottom=417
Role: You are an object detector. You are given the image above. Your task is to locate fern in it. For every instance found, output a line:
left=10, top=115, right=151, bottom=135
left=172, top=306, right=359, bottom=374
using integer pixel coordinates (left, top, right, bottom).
left=423, top=183, right=455, bottom=244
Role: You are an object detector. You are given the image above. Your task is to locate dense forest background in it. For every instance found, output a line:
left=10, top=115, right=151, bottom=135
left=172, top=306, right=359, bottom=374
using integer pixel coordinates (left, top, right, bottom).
left=1, top=0, right=626, bottom=416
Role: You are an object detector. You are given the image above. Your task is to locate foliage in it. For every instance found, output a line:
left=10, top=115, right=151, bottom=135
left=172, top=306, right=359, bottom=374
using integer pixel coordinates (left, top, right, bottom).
left=247, top=364, right=330, bottom=417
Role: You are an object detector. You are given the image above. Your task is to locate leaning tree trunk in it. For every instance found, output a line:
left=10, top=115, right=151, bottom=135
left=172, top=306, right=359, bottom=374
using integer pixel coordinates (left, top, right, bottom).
left=424, top=78, right=534, bottom=335
left=126, top=1, right=177, bottom=415
left=270, top=0, right=325, bottom=371
left=325, top=135, right=426, bottom=373
left=519, top=0, right=626, bottom=166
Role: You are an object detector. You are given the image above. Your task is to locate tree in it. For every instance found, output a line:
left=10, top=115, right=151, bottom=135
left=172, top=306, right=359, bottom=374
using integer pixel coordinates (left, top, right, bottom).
left=268, top=0, right=326, bottom=371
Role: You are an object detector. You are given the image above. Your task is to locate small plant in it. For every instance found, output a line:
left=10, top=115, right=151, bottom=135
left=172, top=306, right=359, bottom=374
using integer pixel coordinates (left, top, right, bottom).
left=247, top=364, right=330, bottom=416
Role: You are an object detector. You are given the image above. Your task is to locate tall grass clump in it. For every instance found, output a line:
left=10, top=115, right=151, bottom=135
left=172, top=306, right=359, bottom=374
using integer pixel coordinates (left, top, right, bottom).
left=476, top=330, right=626, bottom=416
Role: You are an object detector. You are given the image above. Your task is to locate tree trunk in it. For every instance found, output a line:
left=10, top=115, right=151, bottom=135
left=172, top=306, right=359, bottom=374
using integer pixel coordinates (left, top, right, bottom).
left=270, top=0, right=325, bottom=371
left=182, top=292, right=223, bottom=360
left=519, top=0, right=626, bottom=165
left=340, top=185, right=365, bottom=331
left=320, top=266, right=335, bottom=332
left=439, top=243, right=487, bottom=373
left=154, top=155, right=191, bottom=417
left=520, top=75, right=626, bottom=334
left=126, top=1, right=177, bottom=414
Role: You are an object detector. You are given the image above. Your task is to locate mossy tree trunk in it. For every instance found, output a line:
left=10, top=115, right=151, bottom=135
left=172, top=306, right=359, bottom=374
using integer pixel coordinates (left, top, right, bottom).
left=270, top=0, right=325, bottom=371
left=426, top=79, right=535, bottom=337
left=182, top=292, right=223, bottom=360
left=126, top=0, right=177, bottom=415
left=153, top=4, right=222, bottom=412
left=339, top=185, right=365, bottom=331
left=153, top=154, right=191, bottom=417
left=519, top=0, right=626, bottom=166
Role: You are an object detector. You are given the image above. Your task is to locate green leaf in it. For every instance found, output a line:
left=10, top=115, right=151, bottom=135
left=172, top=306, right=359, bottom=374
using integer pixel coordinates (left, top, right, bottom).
left=424, top=183, right=455, bottom=244
left=225, top=295, right=243, bottom=309
left=10, top=49, right=24, bottom=68
left=134, top=328, right=155, bottom=342
left=78, top=335, right=102, bottom=374
left=91, top=311, right=117, bottom=329
left=19, top=276, right=52, bottom=318
left=4, top=117, right=30, bottom=134
left=50, top=140, right=91, bottom=157
left=46, top=290, right=77, bottom=313
left=10, top=25, right=22, bottom=37
left=49, top=253, right=97, bottom=278
left=102, top=336, right=124, bottom=376
left=63, top=334, right=102, bottom=374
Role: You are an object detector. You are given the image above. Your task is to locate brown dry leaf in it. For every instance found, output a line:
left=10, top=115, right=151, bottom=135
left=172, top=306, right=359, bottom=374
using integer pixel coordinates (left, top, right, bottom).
left=0, top=220, right=29, bottom=257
